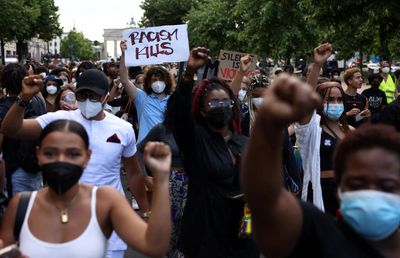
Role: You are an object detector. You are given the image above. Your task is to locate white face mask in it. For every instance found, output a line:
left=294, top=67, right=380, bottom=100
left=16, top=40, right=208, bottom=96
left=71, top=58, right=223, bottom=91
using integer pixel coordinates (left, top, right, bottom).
left=238, top=90, right=247, bottom=102
left=333, top=75, right=340, bottom=80
left=252, top=97, right=264, bottom=108
left=46, top=85, right=58, bottom=95
left=77, top=99, right=103, bottom=119
left=382, top=67, right=390, bottom=74
left=151, top=81, right=166, bottom=94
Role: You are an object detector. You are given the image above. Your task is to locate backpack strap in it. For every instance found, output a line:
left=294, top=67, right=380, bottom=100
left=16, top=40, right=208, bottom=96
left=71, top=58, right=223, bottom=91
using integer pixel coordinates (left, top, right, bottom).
left=13, top=192, right=32, bottom=241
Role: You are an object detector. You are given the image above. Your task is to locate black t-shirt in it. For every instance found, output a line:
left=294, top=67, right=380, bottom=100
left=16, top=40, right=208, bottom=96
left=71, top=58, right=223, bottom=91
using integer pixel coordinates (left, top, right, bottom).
left=362, top=88, right=387, bottom=123
left=289, top=201, right=384, bottom=258
left=344, top=93, right=368, bottom=127
left=0, top=96, right=46, bottom=197
left=380, top=96, right=400, bottom=132
left=137, top=123, right=182, bottom=168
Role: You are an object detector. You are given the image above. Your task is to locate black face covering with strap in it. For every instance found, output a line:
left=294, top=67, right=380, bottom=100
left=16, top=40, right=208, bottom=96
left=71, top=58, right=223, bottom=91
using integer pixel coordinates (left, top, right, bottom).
left=41, top=162, right=83, bottom=195
left=206, top=106, right=233, bottom=128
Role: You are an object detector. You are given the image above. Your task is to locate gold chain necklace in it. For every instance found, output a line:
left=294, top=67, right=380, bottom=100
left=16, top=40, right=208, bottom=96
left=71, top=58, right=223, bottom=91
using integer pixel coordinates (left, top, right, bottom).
left=49, top=188, right=80, bottom=224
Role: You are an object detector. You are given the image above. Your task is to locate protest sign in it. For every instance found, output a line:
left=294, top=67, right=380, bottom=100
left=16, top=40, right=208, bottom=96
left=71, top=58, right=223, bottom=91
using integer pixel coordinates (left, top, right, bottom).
left=217, top=50, right=257, bottom=81
left=123, top=24, right=190, bottom=67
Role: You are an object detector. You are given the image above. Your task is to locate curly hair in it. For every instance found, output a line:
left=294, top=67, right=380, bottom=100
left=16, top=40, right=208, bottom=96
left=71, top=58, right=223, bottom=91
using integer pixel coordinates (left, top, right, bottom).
left=1, top=63, right=28, bottom=95
left=143, top=66, right=174, bottom=95
left=316, top=82, right=349, bottom=131
left=192, top=78, right=242, bottom=134
left=333, top=124, right=400, bottom=185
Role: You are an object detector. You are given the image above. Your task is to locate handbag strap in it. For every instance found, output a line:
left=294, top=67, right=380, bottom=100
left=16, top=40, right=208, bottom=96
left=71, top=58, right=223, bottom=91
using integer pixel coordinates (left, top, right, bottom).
left=123, top=97, right=133, bottom=114
left=13, top=191, right=32, bottom=241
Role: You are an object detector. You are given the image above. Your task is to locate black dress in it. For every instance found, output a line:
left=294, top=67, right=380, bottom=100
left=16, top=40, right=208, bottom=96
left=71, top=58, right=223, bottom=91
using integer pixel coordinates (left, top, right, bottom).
left=170, top=78, right=258, bottom=258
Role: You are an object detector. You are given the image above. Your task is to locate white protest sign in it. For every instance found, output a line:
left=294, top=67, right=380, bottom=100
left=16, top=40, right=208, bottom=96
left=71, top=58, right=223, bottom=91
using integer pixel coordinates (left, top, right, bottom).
left=123, top=24, right=190, bottom=67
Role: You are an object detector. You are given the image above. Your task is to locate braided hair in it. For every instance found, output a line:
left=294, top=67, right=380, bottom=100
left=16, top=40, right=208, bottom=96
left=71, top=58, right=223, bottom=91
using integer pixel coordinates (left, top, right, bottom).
left=192, top=78, right=242, bottom=134
left=247, top=75, right=269, bottom=129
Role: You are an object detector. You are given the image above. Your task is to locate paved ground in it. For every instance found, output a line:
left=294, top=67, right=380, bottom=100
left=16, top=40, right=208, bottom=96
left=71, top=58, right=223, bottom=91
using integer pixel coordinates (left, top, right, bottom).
left=120, top=172, right=149, bottom=258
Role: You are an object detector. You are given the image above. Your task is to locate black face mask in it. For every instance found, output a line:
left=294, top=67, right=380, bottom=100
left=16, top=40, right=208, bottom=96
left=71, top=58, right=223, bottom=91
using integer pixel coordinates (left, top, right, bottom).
left=206, top=106, right=233, bottom=128
left=42, top=162, right=83, bottom=195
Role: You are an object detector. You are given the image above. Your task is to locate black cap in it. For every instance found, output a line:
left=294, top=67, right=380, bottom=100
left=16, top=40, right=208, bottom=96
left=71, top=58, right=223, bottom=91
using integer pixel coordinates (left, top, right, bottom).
left=44, top=75, right=63, bottom=86
left=76, top=69, right=109, bottom=96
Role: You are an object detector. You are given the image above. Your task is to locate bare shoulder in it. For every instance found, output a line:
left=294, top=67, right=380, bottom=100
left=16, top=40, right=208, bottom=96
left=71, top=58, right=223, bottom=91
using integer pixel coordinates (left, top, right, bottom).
left=96, top=186, right=125, bottom=203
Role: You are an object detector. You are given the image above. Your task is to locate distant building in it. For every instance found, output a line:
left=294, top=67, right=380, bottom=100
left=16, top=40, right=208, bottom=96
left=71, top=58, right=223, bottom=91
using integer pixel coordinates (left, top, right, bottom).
left=48, top=32, right=69, bottom=56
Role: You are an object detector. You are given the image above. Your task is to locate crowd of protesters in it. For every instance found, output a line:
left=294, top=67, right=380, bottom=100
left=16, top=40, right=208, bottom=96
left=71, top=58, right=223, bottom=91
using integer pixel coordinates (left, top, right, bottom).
left=0, top=40, right=398, bottom=258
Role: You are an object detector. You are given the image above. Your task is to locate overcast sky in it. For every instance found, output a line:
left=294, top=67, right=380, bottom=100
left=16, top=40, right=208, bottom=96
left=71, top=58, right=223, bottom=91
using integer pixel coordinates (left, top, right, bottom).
left=54, top=0, right=144, bottom=42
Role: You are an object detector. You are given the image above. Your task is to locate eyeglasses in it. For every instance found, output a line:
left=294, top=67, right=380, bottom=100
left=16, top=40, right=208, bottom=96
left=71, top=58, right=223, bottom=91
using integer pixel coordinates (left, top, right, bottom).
left=208, top=99, right=234, bottom=108
left=76, top=92, right=102, bottom=102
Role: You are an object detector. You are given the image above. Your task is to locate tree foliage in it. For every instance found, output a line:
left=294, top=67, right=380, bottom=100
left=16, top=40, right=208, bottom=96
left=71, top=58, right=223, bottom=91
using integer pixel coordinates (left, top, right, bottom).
left=304, top=0, right=400, bottom=60
left=0, top=0, right=62, bottom=63
left=60, top=29, right=94, bottom=61
left=184, top=0, right=246, bottom=56
left=139, top=0, right=196, bottom=27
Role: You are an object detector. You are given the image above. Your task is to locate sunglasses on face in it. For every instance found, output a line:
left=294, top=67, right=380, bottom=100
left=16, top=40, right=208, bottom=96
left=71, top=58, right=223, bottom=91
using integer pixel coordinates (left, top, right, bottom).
left=76, top=92, right=102, bottom=102
left=208, top=99, right=234, bottom=108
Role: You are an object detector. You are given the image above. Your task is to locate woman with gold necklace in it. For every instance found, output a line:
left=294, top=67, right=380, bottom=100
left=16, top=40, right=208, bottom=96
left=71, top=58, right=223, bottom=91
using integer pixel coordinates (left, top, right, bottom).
left=0, top=119, right=171, bottom=258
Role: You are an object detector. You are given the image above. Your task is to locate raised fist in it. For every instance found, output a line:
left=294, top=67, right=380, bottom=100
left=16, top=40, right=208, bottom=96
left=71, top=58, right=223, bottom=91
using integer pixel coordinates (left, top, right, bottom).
left=20, top=75, right=42, bottom=101
left=314, top=43, right=333, bottom=65
left=259, top=74, right=321, bottom=126
left=186, top=47, right=210, bottom=72
left=143, top=142, right=171, bottom=181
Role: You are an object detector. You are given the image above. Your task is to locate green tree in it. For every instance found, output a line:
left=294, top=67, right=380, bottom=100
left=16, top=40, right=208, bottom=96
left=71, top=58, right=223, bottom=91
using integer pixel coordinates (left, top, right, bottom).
left=139, top=0, right=196, bottom=26
left=0, top=0, right=41, bottom=64
left=13, top=0, right=62, bottom=62
left=234, top=0, right=318, bottom=62
left=60, top=29, right=94, bottom=61
left=305, top=0, right=400, bottom=61
left=184, top=0, right=246, bottom=56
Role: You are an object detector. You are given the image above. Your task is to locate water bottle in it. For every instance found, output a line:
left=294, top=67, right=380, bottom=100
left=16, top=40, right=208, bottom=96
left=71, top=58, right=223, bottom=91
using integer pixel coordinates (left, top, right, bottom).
left=64, top=91, right=76, bottom=105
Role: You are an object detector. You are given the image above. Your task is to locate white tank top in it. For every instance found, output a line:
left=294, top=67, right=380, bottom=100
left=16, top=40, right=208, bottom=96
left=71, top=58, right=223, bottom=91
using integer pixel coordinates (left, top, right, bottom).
left=19, top=187, right=108, bottom=258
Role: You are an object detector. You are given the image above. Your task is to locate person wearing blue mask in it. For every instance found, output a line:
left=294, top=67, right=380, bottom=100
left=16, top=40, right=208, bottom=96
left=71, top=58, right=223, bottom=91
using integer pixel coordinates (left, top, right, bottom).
left=291, top=44, right=353, bottom=215
left=241, top=70, right=400, bottom=257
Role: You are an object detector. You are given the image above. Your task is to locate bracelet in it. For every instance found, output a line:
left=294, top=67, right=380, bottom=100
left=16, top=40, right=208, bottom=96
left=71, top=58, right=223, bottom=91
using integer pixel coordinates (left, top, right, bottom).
left=141, top=211, right=152, bottom=218
left=16, top=96, right=31, bottom=107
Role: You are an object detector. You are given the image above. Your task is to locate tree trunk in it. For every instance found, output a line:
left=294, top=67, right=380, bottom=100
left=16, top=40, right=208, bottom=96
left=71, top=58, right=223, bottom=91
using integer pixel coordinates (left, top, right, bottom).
left=379, top=24, right=390, bottom=61
left=16, top=39, right=28, bottom=63
left=1, top=39, right=5, bottom=65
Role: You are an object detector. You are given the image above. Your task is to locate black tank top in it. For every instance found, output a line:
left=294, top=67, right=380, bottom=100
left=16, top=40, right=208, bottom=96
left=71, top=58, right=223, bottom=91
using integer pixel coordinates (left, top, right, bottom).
left=320, top=130, right=337, bottom=171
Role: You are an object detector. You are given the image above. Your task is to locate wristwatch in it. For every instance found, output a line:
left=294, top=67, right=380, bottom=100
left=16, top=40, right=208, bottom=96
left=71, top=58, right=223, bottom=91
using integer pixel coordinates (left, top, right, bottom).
left=16, top=96, right=31, bottom=107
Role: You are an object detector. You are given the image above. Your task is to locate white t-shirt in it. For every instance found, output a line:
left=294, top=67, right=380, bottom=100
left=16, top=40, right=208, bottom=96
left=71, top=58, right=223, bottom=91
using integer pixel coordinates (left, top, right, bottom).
left=36, top=109, right=136, bottom=251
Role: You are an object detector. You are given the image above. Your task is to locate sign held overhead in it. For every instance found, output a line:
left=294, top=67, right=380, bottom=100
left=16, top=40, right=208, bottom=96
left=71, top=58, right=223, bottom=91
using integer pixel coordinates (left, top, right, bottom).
left=123, top=24, right=190, bottom=67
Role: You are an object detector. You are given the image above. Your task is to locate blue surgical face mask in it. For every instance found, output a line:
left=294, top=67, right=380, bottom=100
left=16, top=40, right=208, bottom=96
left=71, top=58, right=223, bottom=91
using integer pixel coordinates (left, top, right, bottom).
left=323, top=103, right=344, bottom=121
left=338, top=189, right=400, bottom=241
left=238, top=89, right=247, bottom=102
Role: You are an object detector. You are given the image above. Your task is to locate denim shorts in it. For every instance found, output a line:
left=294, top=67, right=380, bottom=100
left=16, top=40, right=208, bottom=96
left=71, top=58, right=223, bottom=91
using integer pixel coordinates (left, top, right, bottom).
left=11, top=167, right=42, bottom=196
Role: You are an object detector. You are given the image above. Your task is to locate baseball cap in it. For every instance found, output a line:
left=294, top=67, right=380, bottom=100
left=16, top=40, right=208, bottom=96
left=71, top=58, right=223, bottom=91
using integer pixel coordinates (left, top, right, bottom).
left=76, top=69, right=109, bottom=96
left=44, top=75, right=63, bottom=86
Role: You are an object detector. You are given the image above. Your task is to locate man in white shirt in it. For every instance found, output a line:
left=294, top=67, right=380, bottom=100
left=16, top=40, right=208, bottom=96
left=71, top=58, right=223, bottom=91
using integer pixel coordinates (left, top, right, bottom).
left=1, top=69, right=149, bottom=258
